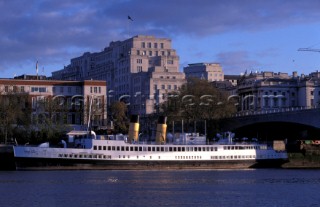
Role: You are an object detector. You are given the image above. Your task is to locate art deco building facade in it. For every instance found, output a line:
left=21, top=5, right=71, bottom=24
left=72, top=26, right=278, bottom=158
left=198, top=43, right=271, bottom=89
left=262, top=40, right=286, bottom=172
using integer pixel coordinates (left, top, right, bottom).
left=0, top=78, right=107, bottom=129
left=52, top=35, right=186, bottom=115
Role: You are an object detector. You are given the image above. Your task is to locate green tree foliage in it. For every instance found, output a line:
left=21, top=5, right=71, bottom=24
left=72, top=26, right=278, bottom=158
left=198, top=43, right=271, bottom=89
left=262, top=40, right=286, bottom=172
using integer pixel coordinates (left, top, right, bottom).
left=30, top=96, right=70, bottom=144
left=110, top=101, right=129, bottom=134
left=0, top=90, right=31, bottom=144
left=162, top=77, right=237, bottom=123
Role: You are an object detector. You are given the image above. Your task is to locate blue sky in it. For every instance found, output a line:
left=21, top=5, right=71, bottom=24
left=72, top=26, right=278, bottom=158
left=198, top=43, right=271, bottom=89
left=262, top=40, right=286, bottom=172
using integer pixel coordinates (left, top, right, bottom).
left=1, top=0, right=320, bottom=78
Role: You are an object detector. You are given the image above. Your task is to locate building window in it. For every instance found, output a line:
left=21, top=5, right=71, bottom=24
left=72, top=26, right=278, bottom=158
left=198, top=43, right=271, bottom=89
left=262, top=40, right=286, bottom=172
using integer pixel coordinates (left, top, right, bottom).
left=154, top=43, right=158, bottom=48
left=20, top=86, right=25, bottom=92
left=137, top=59, right=142, bottom=64
left=160, top=43, right=164, bottom=48
left=311, top=91, right=314, bottom=96
left=148, top=42, right=151, bottom=48
left=161, top=85, right=165, bottom=89
left=149, top=51, right=152, bottom=56
left=167, top=60, right=173, bottom=64
left=141, top=42, right=145, bottom=48
left=137, top=66, right=142, bottom=72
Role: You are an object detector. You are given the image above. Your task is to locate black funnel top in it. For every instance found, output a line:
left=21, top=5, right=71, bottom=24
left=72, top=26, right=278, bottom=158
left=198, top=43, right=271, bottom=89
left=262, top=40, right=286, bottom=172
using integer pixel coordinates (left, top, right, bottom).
left=130, top=114, right=139, bottom=123
left=157, top=116, right=167, bottom=124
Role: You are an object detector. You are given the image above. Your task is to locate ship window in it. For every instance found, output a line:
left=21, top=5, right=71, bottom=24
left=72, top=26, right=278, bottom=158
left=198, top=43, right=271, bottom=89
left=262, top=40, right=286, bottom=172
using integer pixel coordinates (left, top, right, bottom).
left=178, top=147, right=181, bottom=152
left=139, top=147, right=142, bottom=151
left=135, top=147, right=138, bottom=151
left=108, top=146, right=111, bottom=150
left=126, top=147, right=129, bottom=151
left=121, top=146, right=125, bottom=151
left=89, top=155, right=92, bottom=158
left=194, top=147, right=197, bottom=152
left=161, top=147, right=164, bottom=152
left=143, top=147, right=147, bottom=151
left=169, top=147, right=172, bottom=152
left=148, top=147, right=151, bottom=151
left=150, top=156, right=152, bottom=159
left=182, top=147, right=185, bottom=152
left=165, top=147, right=168, bottom=152
left=157, top=147, right=160, bottom=151
left=69, top=154, right=72, bottom=158
left=202, top=147, right=206, bottom=151
left=130, top=147, right=133, bottom=151
left=119, top=155, right=121, bottom=158
left=59, top=154, right=62, bottom=157
left=174, top=147, right=177, bottom=152
left=152, top=147, right=155, bottom=151
left=228, top=146, right=230, bottom=150
left=198, top=147, right=201, bottom=151
left=123, top=155, right=126, bottom=158
left=117, top=146, right=120, bottom=151
left=112, top=146, right=115, bottom=150
left=103, top=146, right=106, bottom=150
left=64, top=154, right=68, bottom=158
left=158, top=156, right=160, bottom=159
left=223, top=146, right=227, bottom=150
left=94, top=145, right=97, bottom=150
left=186, top=147, right=189, bottom=151
left=98, top=146, right=102, bottom=150
left=79, top=155, right=82, bottom=158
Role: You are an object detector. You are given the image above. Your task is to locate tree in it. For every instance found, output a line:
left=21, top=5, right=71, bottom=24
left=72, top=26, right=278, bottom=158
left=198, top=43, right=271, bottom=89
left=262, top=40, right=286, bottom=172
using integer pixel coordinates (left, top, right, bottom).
left=110, top=101, right=129, bottom=134
left=30, top=95, right=70, bottom=144
left=0, top=90, right=31, bottom=144
left=161, top=77, right=237, bottom=135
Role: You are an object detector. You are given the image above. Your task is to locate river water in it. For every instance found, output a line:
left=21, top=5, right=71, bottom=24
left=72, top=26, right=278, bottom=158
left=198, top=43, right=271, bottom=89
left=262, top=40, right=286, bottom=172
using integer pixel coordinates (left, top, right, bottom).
left=0, top=169, right=319, bottom=207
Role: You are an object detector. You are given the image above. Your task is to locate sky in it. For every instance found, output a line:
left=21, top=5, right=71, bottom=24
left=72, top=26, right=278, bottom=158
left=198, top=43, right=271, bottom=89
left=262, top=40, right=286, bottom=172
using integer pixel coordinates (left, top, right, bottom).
left=1, top=0, right=320, bottom=78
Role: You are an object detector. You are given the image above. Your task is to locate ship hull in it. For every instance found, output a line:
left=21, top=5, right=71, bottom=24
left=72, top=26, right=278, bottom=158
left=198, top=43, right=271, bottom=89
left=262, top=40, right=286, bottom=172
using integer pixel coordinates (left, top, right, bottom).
left=0, top=145, right=15, bottom=170
left=14, top=157, right=288, bottom=170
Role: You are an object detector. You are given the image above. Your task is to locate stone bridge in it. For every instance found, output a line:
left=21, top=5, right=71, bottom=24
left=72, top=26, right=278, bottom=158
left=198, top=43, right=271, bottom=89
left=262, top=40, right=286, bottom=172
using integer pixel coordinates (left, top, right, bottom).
left=221, top=107, right=320, bottom=132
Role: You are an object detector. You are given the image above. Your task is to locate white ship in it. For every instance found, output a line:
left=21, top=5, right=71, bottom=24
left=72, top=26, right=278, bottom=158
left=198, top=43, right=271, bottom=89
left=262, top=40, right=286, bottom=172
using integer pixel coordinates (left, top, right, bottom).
left=13, top=116, right=288, bottom=170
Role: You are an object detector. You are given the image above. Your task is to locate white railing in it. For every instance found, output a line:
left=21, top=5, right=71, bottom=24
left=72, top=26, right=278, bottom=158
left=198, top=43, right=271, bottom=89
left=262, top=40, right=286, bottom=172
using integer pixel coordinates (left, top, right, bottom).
left=232, top=105, right=319, bottom=117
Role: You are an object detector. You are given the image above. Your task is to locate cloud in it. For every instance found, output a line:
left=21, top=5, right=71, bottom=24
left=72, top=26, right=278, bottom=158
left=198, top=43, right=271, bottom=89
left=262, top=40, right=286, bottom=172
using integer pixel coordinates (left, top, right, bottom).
left=1, top=0, right=320, bottom=76
left=216, top=51, right=261, bottom=74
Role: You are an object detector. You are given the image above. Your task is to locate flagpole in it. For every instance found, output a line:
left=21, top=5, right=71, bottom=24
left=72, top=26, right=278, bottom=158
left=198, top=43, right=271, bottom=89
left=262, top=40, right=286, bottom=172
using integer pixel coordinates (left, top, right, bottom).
left=36, top=60, right=38, bottom=80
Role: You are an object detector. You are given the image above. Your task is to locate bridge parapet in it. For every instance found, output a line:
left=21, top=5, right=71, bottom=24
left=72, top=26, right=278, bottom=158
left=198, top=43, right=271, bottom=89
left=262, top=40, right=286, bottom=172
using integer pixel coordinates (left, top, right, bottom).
left=222, top=107, right=320, bottom=131
left=232, top=106, right=320, bottom=118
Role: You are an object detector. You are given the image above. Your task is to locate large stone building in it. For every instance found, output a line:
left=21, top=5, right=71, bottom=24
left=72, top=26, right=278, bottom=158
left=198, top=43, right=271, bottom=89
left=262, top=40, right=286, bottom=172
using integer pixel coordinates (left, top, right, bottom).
left=52, top=35, right=186, bottom=115
left=183, top=63, right=224, bottom=82
left=0, top=78, right=107, bottom=129
left=236, top=71, right=320, bottom=111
